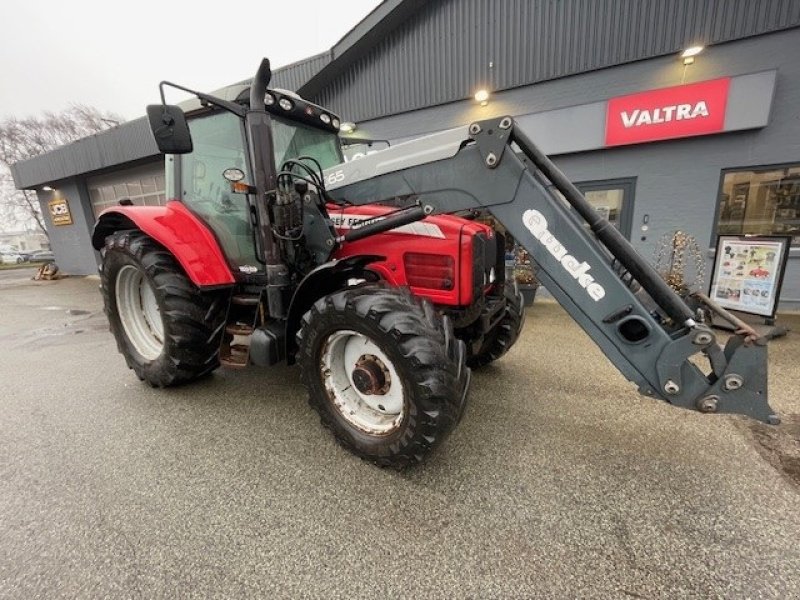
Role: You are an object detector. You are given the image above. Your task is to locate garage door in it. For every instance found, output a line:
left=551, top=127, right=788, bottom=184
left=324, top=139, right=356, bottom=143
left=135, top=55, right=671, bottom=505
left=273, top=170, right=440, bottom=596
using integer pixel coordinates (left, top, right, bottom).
left=88, top=162, right=165, bottom=219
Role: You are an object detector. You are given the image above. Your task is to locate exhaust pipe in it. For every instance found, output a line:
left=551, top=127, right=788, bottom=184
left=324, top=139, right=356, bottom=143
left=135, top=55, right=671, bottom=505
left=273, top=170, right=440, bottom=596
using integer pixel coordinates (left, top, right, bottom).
left=249, top=58, right=272, bottom=110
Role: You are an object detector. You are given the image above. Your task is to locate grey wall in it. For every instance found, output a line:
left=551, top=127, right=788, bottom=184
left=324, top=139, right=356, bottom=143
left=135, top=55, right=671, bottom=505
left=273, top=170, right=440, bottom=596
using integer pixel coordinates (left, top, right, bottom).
left=353, top=28, right=800, bottom=309
left=37, top=179, right=100, bottom=276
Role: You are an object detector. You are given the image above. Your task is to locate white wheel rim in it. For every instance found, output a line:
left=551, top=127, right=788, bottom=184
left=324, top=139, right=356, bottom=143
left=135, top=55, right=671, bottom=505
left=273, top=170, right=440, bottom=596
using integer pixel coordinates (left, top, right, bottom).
left=320, top=329, right=406, bottom=435
left=115, top=265, right=164, bottom=361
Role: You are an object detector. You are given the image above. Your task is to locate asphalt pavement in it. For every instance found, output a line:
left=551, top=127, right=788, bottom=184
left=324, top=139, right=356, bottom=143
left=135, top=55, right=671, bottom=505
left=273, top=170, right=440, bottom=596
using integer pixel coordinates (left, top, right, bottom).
left=1, top=271, right=799, bottom=598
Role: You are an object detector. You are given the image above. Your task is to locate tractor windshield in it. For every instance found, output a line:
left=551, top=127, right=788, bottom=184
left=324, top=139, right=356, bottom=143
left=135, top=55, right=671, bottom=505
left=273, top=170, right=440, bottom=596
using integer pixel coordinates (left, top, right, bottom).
left=271, top=116, right=344, bottom=171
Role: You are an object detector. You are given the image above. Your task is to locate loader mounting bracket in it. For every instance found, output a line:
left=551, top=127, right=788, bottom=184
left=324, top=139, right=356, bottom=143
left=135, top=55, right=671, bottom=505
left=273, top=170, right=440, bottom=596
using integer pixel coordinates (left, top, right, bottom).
left=469, top=116, right=513, bottom=168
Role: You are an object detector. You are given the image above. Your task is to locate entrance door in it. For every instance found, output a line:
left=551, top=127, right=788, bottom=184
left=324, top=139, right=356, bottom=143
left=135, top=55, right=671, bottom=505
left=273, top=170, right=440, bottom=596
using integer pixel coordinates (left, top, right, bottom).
left=576, top=178, right=636, bottom=239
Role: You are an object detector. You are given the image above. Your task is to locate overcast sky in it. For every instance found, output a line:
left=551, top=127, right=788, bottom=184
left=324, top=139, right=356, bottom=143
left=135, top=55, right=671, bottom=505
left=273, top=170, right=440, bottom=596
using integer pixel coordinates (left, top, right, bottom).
left=1, top=0, right=382, bottom=121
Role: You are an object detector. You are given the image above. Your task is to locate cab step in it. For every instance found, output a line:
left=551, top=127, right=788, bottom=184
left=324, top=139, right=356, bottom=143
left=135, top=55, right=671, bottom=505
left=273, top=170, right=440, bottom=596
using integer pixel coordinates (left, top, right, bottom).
left=220, top=343, right=249, bottom=368
left=226, top=322, right=255, bottom=336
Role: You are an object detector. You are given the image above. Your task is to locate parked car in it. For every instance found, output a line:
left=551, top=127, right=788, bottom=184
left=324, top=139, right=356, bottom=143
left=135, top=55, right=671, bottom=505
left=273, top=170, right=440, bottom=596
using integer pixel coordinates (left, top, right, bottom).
left=28, top=250, right=55, bottom=262
left=1, top=252, right=25, bottom=264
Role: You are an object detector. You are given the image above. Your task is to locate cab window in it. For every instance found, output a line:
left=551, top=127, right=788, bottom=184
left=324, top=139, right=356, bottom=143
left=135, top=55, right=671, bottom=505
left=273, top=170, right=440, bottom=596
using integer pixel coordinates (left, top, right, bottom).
left=181, top=111, right=260, bottom=272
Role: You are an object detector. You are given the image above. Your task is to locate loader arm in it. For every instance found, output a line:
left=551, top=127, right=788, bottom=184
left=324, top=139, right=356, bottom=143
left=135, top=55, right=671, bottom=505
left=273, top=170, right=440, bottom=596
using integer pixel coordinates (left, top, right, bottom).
left=324, top=116, right=778, bottom=424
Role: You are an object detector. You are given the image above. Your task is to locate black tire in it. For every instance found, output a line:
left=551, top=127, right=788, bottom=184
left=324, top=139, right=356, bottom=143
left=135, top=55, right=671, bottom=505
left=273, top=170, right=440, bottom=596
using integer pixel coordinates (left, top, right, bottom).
left=101, top=230, right=229, bottom=387
left=466, top=281, right=526, bottom=369
left=297, top=284, right=470, bottom=469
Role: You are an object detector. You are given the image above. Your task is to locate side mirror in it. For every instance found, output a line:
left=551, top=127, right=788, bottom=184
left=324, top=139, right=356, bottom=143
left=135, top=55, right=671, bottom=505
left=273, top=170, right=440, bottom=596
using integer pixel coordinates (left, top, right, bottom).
left=146, top=105, right=193, bottom=154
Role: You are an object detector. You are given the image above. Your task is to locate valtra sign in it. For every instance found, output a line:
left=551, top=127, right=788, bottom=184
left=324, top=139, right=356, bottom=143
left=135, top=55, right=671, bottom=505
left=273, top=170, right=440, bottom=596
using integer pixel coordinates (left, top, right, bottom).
left=605, top=77, right=731, bottom=147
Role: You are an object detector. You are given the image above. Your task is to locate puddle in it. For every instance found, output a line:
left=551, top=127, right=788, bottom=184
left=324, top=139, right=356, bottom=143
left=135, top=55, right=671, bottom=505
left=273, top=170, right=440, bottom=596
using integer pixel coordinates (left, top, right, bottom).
left=740, top=415, right=800, bottom=488
left=0, top=310, right=108, bottom=349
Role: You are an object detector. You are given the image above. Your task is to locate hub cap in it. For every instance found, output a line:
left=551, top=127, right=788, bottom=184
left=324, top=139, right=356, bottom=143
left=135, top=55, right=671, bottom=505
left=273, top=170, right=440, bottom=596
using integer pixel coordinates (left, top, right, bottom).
left=115, top=265, right=164, bottom=361
left=320, top=330, right=405, bottom=435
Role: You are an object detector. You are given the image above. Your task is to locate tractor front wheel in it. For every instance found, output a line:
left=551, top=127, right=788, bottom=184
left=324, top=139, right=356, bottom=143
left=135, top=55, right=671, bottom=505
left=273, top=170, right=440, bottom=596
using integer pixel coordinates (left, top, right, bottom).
left=466, top=281, right=526, bottom=369
left=101, top=230, right=228, bottom=387
left=297, top=284, right=470, bottom=469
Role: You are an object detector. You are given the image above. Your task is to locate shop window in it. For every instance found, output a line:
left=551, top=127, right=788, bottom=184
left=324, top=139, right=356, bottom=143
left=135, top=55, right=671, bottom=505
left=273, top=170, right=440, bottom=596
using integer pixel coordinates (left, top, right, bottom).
left=717, top=165, right=800, bottom=246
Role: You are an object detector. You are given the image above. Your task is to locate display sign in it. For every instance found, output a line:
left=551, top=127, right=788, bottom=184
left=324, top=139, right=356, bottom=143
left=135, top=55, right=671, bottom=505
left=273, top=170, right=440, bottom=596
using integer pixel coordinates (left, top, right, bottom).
left=605, top=77, right=730, bottom=147
left=708, top=235, right=791, bottom=318
left=48, top=197, right=73, bottom=226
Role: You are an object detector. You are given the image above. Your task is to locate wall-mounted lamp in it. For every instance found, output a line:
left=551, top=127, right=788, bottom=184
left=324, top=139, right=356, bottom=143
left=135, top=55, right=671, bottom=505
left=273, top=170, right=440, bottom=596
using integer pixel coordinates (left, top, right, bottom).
left=680, top=45, right=704, bottom=65
left=339, top=122, right=356, bottom=134
left=41, top=185, right=54, bottom=191
left=474, top=89, right=490, bottom=106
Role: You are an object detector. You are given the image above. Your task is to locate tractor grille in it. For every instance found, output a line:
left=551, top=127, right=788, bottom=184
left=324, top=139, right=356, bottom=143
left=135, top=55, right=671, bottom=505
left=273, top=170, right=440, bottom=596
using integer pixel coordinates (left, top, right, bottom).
left=471, top=232, right=501, bottom=301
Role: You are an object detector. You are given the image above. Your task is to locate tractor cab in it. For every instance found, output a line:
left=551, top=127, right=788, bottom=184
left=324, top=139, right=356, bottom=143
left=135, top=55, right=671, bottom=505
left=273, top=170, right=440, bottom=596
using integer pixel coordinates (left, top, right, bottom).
left=163, top=88, right=345, bottom=276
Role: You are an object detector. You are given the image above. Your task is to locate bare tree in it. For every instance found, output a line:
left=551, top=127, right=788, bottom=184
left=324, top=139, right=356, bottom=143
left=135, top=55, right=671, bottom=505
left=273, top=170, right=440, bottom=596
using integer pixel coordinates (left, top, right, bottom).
left=0, top=104, right=123, bottom=237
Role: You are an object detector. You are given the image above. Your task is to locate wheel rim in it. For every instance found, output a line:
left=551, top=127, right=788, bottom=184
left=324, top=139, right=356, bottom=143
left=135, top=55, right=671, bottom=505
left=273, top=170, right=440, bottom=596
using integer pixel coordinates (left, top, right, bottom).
left=115, top=265, right=164, bottom=361
left=320, top=329, right=405, bottom=435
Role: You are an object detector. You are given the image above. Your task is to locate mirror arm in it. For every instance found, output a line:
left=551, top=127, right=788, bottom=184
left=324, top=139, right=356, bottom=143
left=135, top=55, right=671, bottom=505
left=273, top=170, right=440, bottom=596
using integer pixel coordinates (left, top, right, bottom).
left=158, top=81, right=246, bottom=118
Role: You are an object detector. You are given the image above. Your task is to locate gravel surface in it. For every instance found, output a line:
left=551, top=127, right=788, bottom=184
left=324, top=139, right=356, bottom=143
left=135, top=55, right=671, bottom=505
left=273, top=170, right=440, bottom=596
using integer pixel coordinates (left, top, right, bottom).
left=1, top=275, right=798, bottom=599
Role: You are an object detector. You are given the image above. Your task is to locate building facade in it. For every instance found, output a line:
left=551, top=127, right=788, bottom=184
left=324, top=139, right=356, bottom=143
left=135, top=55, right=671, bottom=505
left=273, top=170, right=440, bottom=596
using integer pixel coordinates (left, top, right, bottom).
left=11, top=0, right=800, bottom=309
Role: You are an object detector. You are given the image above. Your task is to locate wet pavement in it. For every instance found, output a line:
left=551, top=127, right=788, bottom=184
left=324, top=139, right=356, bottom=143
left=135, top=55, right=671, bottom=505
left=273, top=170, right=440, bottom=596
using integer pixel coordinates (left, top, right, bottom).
left=1, top=273, right=799, bottom=598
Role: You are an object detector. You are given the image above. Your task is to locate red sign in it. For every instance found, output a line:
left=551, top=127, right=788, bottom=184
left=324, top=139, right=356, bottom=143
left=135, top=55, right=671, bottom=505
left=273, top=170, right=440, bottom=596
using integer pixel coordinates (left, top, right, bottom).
left=605, top=77, right=731, bottom=147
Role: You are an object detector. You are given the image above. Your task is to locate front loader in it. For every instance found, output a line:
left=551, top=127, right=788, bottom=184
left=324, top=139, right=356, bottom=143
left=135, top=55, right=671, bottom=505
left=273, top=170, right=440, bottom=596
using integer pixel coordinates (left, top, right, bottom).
left=93, top=59, right=778, bottom=469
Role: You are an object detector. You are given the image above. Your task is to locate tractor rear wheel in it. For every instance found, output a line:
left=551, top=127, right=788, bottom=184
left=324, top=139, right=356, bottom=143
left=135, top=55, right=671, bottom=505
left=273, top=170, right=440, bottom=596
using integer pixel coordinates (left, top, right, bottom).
left=466, top=281, right=525, bottom=369
left=101, top=230, right=228, bottom=387
left=297, top=284, right=470, bottom=469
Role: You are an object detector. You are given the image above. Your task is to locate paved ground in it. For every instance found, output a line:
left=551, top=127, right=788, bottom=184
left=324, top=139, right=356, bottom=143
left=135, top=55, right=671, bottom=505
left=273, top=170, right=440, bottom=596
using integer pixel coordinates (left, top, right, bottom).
left=1, top=271, right=799, bottom=599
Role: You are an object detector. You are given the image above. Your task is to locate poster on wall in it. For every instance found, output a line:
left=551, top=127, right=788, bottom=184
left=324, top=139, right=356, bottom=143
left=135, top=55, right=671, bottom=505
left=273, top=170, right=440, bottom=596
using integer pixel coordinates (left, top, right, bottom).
left=48, top=197, right=73, bottom=226
left=708, top=235, right=791, bottom=319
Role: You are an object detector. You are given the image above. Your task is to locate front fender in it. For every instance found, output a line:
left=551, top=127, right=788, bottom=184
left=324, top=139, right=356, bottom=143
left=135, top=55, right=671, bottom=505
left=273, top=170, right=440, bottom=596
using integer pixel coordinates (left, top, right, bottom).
left=285, top=255, right=383, bottom=364
left=92, top=200, right=235, bottom=288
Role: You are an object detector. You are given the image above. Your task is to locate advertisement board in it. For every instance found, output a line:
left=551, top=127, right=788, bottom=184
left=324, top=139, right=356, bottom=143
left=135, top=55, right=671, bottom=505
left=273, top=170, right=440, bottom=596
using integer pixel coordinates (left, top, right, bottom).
left=605, top=77, right=730, bottom=147
left=708, top=235, right=791, bottom=318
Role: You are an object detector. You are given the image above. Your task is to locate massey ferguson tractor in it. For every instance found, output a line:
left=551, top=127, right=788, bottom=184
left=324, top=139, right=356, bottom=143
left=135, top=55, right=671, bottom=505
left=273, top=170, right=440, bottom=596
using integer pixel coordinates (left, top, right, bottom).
left=92, top=59, right=778, bottom=468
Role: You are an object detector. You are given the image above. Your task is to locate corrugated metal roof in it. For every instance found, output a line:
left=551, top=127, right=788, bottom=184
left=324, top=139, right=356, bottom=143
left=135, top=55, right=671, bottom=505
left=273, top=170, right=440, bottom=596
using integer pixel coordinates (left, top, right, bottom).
left=11, top=117, right=158, bottom=189
left=313, top=0, right=800, bottom=122
left=270, top=52, right=332, bottom=91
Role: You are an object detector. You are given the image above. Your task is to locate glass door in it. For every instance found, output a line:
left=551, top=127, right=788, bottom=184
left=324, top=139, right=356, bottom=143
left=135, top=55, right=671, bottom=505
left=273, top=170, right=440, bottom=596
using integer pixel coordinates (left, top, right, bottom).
left=576, top=178, right=636, bottom=239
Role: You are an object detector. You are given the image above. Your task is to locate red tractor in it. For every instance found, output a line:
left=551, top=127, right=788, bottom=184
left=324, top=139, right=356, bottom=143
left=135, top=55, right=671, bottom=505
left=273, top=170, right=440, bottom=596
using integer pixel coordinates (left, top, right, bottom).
left=93, top=60, right=778, bottom=469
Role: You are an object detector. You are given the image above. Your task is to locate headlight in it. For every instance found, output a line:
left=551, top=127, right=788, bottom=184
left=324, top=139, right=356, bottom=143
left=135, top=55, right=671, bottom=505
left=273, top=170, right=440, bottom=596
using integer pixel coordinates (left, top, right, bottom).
left=279, top=98, right=293, bottom=111
left=320, top=113, right=331, bottom=124
left=331, top=117, right=340, bottom=129
left=264, top=93, right=275, bottom=106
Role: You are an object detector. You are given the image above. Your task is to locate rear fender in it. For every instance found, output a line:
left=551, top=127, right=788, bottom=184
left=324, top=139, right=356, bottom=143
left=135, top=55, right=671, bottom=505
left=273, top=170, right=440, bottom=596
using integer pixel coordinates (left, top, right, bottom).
left=285, top=255, right=383, bottom=364
left=92, top=201, right=235, bottom=288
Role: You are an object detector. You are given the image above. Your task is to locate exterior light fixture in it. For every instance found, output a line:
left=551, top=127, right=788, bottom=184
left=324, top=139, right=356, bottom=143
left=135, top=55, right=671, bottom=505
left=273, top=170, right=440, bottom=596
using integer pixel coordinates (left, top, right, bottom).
left=340, top=122, right=356, bottom=134
left=42, top=186, right=54, bottom=191
left=474, top=89, right=490, bottom=106
left=681, top=45, right=704, bottom=65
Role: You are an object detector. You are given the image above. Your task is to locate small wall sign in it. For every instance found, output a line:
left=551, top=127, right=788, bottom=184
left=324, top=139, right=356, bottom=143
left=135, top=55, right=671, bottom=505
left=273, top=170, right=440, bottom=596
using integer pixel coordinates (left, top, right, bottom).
left=49, top=197, right=73, bottom=226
